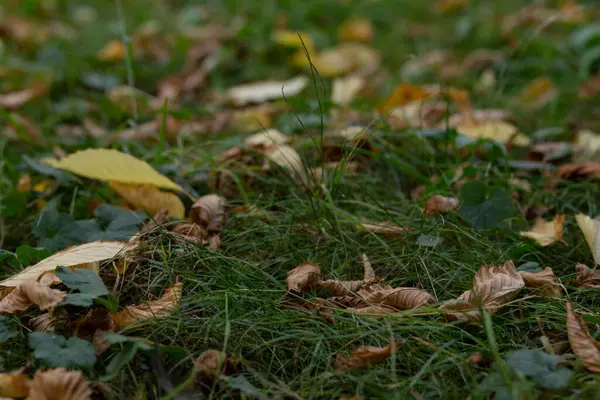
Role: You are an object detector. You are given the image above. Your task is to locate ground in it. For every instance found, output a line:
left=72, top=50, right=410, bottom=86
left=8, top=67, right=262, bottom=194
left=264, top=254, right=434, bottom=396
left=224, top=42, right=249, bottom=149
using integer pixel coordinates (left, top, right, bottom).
left=1, top=0, right=600, bottom=399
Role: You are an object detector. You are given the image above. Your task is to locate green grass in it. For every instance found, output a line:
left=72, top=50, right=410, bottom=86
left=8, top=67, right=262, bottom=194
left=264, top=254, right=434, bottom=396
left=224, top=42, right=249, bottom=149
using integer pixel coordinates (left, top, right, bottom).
left=2, top=0, right=600, bottom=399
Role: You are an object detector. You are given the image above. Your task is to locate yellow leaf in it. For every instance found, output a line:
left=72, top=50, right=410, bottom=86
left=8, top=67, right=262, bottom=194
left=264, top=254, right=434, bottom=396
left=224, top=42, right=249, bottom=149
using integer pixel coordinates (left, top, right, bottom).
left=0, top=241, right=131, bottom=287
left=97, top=39, right=126, bottom=61
left=378, top=84, right=430, bottom=114
left=109, top=181, right=185, bottom=219
left=520, top=215, right=566, bottom=246
left=112, top=282, right=182, bottom=328
left=338, top=18, right=374, bottom=42
left=457, top=120, right=530, bottom=146
left=272, top=30, right=314, bottom=51
left=519, top=267, right=562, bottom=297
left=575, top=214, right=600, bottom=265
left=436, top=0, right=470, bottom=13
left=517, top=76, right=557, bottom=109
left=227, top=76, right=309, bottom=106
left=42, top=148, right=182, bottom=191
left=566, top=302, right=600, bottom=373
left=0, top=373, right=30, bottom=398
left=286, top=262, right=321, bottom=293
left=28, top=368, right=92, bottom=400
left=0, top=282, right=66, bottom=314
left=292, top=44, right=380, bottom=78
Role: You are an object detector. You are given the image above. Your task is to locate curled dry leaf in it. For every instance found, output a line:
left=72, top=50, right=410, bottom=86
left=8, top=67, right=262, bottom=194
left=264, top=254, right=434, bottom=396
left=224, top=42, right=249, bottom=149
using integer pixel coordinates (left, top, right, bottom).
left=334, top=342, right=397, bottom=371
left=517, top=76, right=557, bottom=109
left=441, top=261, right=524, bottom=322
left=359, top=286, right=435, bottom=310
left=319, top=280, right=363, bottom=296
left=357, top=221, right=407, bottom=238
left=97, top=39, right=126, bottom=61
left=264, top=145, right=304, bottom=176
left=456, top=120, right=530, bottom=146
left=0, top=82, right=49, bottom=110
left=112, top=282, right=182, bottom=328
left=377, top=83, right=430, bottom=114
left=520, top=215, right=566, bottom=246
left=109, top=181, right=185, bottom=219
left=575, top=214, right=600, bottom=265
left=575, top=264, right=600, bottom=288
left=425, top=195, right=459, bottom=216
left=0, top=241, right=131, bottom=287
left=566, top=302, right=600, bottom=373
left=194, top=349, right=240, bottom=381
left=30, top=313, right=56, bottom=332
left=0, top=373, right=30, bottom=398
left=0, top=282, right=66, bottom=314
left=244, top=128, right=289, bottom=149
left=28, top=368, right=92, bottom=400
left=331, top=76, right=365, bottom=107
left=190, top=194, right=225, bottom=232
left=227, top=75, right=309, bottom=106
left=519, top=267, right=562, bottom=297
left=338, top=18, right=374, bottom=42
left=557, top=162, right=600, bottom=181
left=287, top=262, right=321, bottom=293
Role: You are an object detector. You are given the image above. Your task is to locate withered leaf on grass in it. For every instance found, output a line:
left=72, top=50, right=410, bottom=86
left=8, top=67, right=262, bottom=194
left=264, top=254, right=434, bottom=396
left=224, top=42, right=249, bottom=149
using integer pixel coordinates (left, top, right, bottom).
left=359, top=286, right=435, bottom=310
left=517, top=76, right=557, bottom=109
left=334, top=342, right=397, bottom=371
left=456, top=120, right=530, bottom=146
left=319, top=253, right=375, bottom=296
left=575, top=214, right=600, bottom=265
left=0, top=282, right=65, bottom=314
left=575, top=264, right=600, bottom=288
left=520, top=215, right=566, bottom=246
left=194, top=349, right=240, bottom=381
left=566, top=302, right=600, bottom=373
left=28, top=368, right=93, bottom=400
left=0, top=372, right=30, bottom=398
left=338, top=18, right=374, bottom=42
left=244, top=129, right=289, bottom=149
left=30, top=313, right=57, bottom=332
left=109, top=181, right=185, bottom=219
left=112, top=282, right=182, bottom=328
left=287, top=262, right=321, bottom=293
left=356, top=221, right=407, bottom=237
left=331, top=76, right=364, bottom=107
left=441, top=261, right=524, bottom=322
left=557, top=162, right=600, bottom=181
left=97, top=39, right=126, bottom=62
left=227, top=76, right=309, bottom=106
left=0, top=82, right=49, bottom=110
left=425, top=195, right=459, bottom=216
left=191, top=194, right=225, bottom=232
left=519, top=267, right=562, bottom=297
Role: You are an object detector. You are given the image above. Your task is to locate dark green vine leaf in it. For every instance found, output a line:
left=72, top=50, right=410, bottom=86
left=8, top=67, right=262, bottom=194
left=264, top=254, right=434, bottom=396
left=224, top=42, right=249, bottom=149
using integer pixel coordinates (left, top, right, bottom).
left=459, top=181, right=514, bottom=230
left=29, top=332, right=96, bottom=369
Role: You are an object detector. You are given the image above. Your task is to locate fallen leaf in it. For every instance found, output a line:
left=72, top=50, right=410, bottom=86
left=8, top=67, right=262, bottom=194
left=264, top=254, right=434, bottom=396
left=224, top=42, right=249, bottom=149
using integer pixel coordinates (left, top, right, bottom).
left=42, top=148, right=182, bottom=191
left=557, top=162, right=600, bottom=181
left=109, top=181, right=185, bottom=219
left=0, top=82, right=49, bottom=110
left=287, top=262, right=321, bottom=293
left=574, top=130, right=600, bottom=162
left=293, top=43, right=380, bottom=77
left=105, top=85, right=157, bottom=113
left=401, top=49, right=453, bottom=78
left=319, top=254, right=374, bottom=296
left=30, top=313, right=56, bottom=332
left=359, top=286, right=435, bottom=310
left=441, top=261, right=525, bottom=322
left=272, top=30, right=314, bottom=50
left=28, top=368, right=92, bottom=400
left=97, top=39, right=126, bottom=61
left=0, top=282, right=65, bottom=314
left=227, top=76, right=309, bottom=106
left=338, top=18, right=374, bottom=42
left=425, top=195, right=459, bottom=216
left=0, top=373, right=30, bottom=398
left=334, top=342, right=397, bottom=371
left=112, top=282, right=182, bottom=328
left=263, top=145, right=305, bottom=181
left=388, top=100, right=447, bottom=129
left=194, top=349, right=240, bottom=381
left=519, top=267, right=562, bottom=297
left=575, top=214, right=600, bottom=264
left=0, top=241, right=130, bottom=287
left=190, top=194, right=225, bottom=232
left=331, top=76, right=364, bottom=106
left=520, top=215, right=566, bottom=246
left=17, top=174, right=32, bottom=191
left=579, top=73, right=600, bottom=98
left=529, top=142, right=572, bottom=162
left=378, top=84, right=430, bottom=114
left=456, top=120, right=530, bottom=146
left=566, top=302, right=600, bottom=373
left=575, top=263, right=600, bottom=288
left=436, top=0, right=470, bottom=13
left=244, top=129, right=289, bottom=149
left=356, top=221, right=407, bottom=237
left=517, top=77, right=557, bottom=109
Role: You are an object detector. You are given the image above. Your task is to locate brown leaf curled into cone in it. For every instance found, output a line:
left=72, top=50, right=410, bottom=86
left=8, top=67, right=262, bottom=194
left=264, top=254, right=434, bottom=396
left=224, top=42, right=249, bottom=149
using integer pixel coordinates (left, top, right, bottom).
left=566, top=302, right=600, bottom=373
left=334, top=342, right=397, bottom=371
left=575, top=263, right=600, bottom=288
left=519, top=267, right=562, bottom=297
left=190, top=194, right=225, bottom=232
left=28, top=368, right=92, bottom=400
left=0, top=373, right=30, bottom=398
left=0, top=282, right=66, bottom=314
left=194, top=350, right=240, bottom=381
left=360, top=285, right=435, bottom=310
left=519, top=215, right=566, bottom=246
left=440, top=298, right=482, bottom=322
left=556, top=161, right=600, bottom=180
left=112, top=282, right=182, bottom=328
left=286, top=262, right=321, bottom=293
left=356, top=221, right=407, bottom=237
left=319, top=280, right=363, bottom=296
left=29, top=313, right=56, bottom=332
left=425, top=195, right=459, bottom=216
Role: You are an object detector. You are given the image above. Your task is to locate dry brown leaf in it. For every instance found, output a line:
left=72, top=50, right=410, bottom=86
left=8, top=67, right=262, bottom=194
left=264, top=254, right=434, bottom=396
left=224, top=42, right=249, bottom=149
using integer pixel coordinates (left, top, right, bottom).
left=574, top=130, right=600, bottom=162
left=109, top=181, right=185, bottom=219
left=377, top=84, right=430, bottom=114
left=0, top=282, right=65, bottom=314
left=579, top=73, right=600, bottom=98
left=519, top=267, right=562, bottom=297
left=575, top=263, right=600, bottom=288
left=334, top=342, right=397, bottom=371
left=287, top=262, right=321, bottom=293
left=244, top=129, right=289, bottom=149
left=360, top=286, right=435, bottom=310
left=194, top=349, right=240, bottom=381
left=263, top=144, right=304, bottom=177
left=440, top=298, right=483, bottom=323
left=575, top=214, right=600, bottom=265
left=517, top=77, right=557, bottom=109
left=319, top=280, right=364, bottom=296
left=0, top=83, right=48, bottom=110
left=557, top=162, right=600, bottom=181
left=30, top=313, right=56, bottom=332
left=0, top=373, right=30, bottom=398
left=338, top=18, right=374, bottom=42
left=331, top=76, right=365, bottom=106
left=519, top=215, right=566, bottom=246
left=401, top=49, right=453, bottom=78
left=425, top=195, right=459, bottom=216
left=172, top=223, right=204, bottom=239
left=436, top=0, right=470, bottom=13
left=28, top=368, right=92, bottom=400
left=112, top=282, right=182, bottom=328
left=357, top=221, right=407, bottom=237
left=352, top=305, right=402, bottom=315
left=388, top=101, right=447, bottom=130
left=190, top=194, right=225, bottom=232
left=97, top=39, right=126, bottom=61
left=105, top=86, right=157, bottom=113
left=566, top=302, right=600, bottom=373
left=227, top=76, right=309, bottom=106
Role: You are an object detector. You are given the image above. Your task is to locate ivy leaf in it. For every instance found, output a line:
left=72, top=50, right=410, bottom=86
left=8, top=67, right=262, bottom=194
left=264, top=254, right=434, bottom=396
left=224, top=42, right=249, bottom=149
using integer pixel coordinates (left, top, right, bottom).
left=78, top=204, right=144, bottom=242
left=0, top=316, right=19, bottom=342
left=459, top=181, right=514, bottom=229
left=15, top=245, right=51, bottom=266
left=28, top=332, right=96, bottom=369
left=56, top=266, right=109, bottom=307
left=33, top=209, right=86, bottom=252
left=23, top=155, right=77, bottom=183
left=506, top=349, right=572, bottom=389
left=227, top=376, right=263, bottom=398
left=100, top=333, right=152, bottom=382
